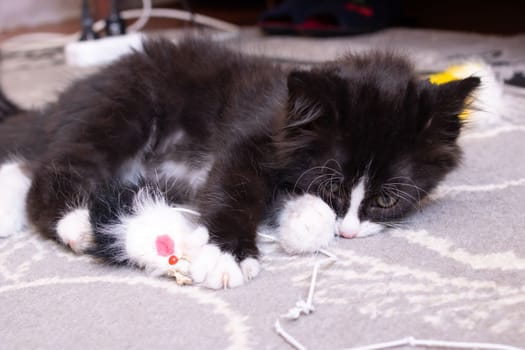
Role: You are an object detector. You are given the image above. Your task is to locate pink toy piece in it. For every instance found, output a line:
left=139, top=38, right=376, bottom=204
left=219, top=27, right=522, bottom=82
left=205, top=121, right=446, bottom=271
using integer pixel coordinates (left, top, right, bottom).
left=156, top=235, right=174, bottom=256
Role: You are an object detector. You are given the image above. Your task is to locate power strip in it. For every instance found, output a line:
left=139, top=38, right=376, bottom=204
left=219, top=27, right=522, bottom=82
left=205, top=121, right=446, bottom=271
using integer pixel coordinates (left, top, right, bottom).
left=64, top=33, right=143, bottom=67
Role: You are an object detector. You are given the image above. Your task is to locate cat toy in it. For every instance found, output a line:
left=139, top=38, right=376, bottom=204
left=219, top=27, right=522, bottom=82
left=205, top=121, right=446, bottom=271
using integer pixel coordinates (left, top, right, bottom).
left=155, top=234, right=193, bottom=285
left=428, top=61, right=503, bottom=128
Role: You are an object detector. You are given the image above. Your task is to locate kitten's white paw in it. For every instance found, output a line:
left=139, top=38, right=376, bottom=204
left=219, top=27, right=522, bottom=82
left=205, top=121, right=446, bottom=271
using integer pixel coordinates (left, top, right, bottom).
left=190, top=244, right=222, bottom=283
left=240, top=257, right=260, bottom=281
left=0, top=161, right=31, bottom=238
left=209, top=253, right=245, bottom=290
left=56, top=208, right=94, bottom=253
left=190, top=245, right=258, bottom=289
left=278, top=194, right=336, bottom=254
left=0, top=212, right=26, bottom=238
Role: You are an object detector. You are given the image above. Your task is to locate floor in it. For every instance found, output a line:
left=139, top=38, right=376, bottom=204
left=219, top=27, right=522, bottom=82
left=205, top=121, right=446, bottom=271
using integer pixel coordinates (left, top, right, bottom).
left=1, top=26, right=525, bottom=349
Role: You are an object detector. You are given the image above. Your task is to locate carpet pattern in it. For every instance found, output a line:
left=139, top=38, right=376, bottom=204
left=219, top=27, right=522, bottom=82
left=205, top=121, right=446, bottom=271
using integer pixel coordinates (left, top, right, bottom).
left=1, top=28, right=524, bottom=349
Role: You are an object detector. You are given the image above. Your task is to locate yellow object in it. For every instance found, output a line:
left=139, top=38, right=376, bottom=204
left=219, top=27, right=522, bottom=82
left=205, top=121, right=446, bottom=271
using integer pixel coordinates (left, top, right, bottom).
left=428, top=62, right=485, bottom=120
left=429, top=64, right=476, bottom=85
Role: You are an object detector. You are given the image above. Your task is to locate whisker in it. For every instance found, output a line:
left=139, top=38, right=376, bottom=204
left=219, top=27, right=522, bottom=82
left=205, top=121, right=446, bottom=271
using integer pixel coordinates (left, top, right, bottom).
left=384, top=177, right=427, bottom=194
left=382, top=222, right=406, bottom=229
left=305, top=173, right=334, bottom=193
left=327, top=176, right=336, bottom=209
left=293, top=166, right=340, bottom=192
left=382, top=182, right=427, bottom=204
left=318, top=177, right=336, bottom=209
left=386, top=187, right=419, bottom=204
left=323, top=158, right=344, bottom=174
left=384, top=181, right=427, bottom=193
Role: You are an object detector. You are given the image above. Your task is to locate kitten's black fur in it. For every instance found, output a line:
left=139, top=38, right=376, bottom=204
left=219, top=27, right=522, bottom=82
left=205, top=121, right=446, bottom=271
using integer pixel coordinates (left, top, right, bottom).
left=0, top=89, right=20, bottom=121
left=0, top=38, right=479, bottom=264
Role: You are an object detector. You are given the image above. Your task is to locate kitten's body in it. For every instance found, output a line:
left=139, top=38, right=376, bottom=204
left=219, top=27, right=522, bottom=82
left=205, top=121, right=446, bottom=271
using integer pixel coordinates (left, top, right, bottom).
left=0, top=38, right=479, bottom=288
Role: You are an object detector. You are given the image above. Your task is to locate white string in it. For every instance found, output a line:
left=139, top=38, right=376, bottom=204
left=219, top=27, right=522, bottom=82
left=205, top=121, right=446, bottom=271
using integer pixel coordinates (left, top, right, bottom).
left=259, top=232, right=524, bottom=350
left=275, top=320, right=307, bottom=350
left=346, top=337, right=410, bottom=350
left=258, top=232, right=338, bottom=347
left=343, top=337, right=524, bottom=350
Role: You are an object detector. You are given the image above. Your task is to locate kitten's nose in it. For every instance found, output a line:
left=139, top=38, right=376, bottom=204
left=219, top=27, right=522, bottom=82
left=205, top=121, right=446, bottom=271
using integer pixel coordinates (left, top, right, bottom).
left=337, top=219, right=359, bottom=239
left=338, top=229, right=357, bottom=239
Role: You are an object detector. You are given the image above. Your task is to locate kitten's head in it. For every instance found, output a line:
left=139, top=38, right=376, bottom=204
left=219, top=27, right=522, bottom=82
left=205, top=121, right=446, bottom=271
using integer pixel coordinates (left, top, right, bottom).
left=276, top=52, right=480, bottom=238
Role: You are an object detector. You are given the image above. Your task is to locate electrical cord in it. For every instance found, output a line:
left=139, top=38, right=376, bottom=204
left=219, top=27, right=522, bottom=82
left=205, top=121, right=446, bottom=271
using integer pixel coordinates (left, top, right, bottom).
left=121, top=8, right=239, bottom=34
left=80, top=0, right=98, bottom=40
left=0, top=1, right=240, bottom=55
left=105, top=0, right=127, bottom=36
left=126, top=0, right=152, bottom=32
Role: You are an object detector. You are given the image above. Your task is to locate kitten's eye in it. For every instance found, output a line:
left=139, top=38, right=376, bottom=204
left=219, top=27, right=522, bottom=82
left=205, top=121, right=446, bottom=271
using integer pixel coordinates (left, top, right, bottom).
left=327, top=183, right=340, bottom=193
left=375, top=194, right=398, bottom=208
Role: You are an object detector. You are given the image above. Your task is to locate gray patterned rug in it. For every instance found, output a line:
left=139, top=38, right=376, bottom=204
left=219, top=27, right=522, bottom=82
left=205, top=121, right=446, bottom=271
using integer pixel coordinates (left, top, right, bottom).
left=1, top=28, right=525, bottom=349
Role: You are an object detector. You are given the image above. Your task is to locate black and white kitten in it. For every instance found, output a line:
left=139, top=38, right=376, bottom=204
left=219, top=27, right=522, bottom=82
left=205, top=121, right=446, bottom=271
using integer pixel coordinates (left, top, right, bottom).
left=0, top=38, right=479, bottom=289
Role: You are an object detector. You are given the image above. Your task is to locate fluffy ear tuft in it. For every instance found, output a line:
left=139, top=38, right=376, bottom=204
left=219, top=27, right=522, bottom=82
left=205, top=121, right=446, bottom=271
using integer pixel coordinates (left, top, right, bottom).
left=418, top=76, right=481, bottom=140
left=435, top=76, right=481, bottom=116
left=412, top=77, right=480, bottom=173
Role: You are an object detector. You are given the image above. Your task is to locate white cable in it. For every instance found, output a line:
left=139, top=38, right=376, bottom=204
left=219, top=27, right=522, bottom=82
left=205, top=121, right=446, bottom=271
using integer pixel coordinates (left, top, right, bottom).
left=121, top=8, right=240, bottom=33
left=91, top=8, right=239, bottom=35
left=0, top=33, right=77, bottom=53
left=1, top=7, right=239, bottom=54
left=127, top=0, right=152, bottom=32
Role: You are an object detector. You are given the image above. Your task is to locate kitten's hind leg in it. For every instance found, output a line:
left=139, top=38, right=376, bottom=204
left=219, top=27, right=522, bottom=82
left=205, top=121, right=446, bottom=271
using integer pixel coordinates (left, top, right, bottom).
left=55, top=207, right=93, bottom=254
left=88, top=181, right=209, bottom=278
left=189, top=246, right=260, bottom=289
left=0, top=160, right=31, bottom=237
left=89, top=180, right=256, bottom=289
left=27, top=162, right=98, bottom=253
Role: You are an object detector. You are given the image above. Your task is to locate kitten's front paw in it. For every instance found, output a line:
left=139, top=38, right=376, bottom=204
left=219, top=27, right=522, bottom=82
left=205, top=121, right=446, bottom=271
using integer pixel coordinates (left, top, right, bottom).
left=240, top=257, right=260, bottom=281
left=56, top=208, right=94, bottom=253
left=0, top=161, right=31, bottom=238
left=277, top=194, right=336, bottom=254
left=190, top=245, right=260, bottom=289
left=0, top=212, right=27, bottom=238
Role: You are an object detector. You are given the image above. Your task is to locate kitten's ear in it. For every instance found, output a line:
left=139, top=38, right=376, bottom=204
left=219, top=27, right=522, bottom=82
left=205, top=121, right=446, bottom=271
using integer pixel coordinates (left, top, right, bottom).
left=433, top=76, right=481, bottom=116
left=418, top=76, right=481, bottom=139
left=286, top=70, right=338, bottom=128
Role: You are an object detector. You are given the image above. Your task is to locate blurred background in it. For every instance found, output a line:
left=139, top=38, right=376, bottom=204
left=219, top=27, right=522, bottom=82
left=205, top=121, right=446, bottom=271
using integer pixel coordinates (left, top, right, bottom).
left=1, top=0, right=524, bottom=41
left=0, top=0, right=524, bottom=108
left=1, top=2, right=525, bottom=350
